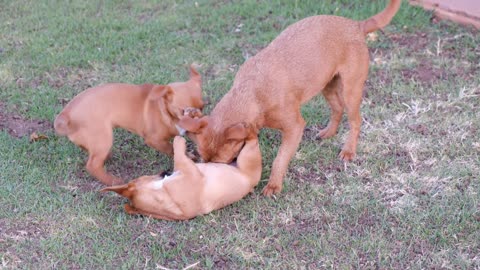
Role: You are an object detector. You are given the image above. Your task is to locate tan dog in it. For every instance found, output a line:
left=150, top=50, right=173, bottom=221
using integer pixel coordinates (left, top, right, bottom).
left=101, top=132, right=261, bottom=221
left=54, top=65, right=203, bottom=185
left=178, top=1, right=401, bottom=196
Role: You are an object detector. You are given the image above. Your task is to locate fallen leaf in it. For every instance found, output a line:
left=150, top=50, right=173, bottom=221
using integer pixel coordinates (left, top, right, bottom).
left=367, top=32, right=378, bottom=42
left=373, top=56, right=386, bottom=65
left=29, top=132, right=48, bottom=142
left=183, top=107, right=202, bottom=118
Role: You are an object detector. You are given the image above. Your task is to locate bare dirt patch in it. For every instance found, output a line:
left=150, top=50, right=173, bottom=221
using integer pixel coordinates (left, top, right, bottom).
left=0, top=101, right=51, bottom=138
left=368, top=31, right=478, bottom=88
left=400, top=61, right=447, bottom=84
left=0, top=218, right=49, bottom=243
left=16, top=66, right=101, bottom=91
left=386, top=32, right=431, bottom=55
left=0, top=217, right=51, bottom=268
left=291, top=164, right=327, bottom=186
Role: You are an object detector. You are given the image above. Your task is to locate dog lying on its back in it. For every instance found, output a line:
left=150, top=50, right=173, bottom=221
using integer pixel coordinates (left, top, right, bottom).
left=54, top=65, right=203, bottom=185
left=179, top=0, right=401, bottom=196
left=102, top=130, right=261, bottom=220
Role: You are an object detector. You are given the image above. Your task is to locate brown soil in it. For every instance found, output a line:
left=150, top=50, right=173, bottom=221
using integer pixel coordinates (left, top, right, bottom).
left=366, top=30, right=478, bottom=99
left=0, top=101, right=52, bottom=138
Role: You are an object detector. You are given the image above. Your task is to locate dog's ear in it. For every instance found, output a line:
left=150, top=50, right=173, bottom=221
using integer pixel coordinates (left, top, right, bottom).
left=244, top=124, right=259, bottom=140
left=148, top=85, right=174, bottom=102
left=101, top=182, right=136, bottom=200
left=224, top=122, right=249, bottom=141
left=178, top=115, right=209, bottom=134
left=188, top=64, right=202, bottom=85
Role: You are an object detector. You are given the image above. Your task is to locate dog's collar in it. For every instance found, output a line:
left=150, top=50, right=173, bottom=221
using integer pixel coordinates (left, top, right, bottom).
left=175, top=124, right=186, bottom=136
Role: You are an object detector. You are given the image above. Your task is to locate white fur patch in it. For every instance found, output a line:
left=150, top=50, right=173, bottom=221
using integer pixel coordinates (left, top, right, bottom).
left=152, top=171, right=179, bottom=189
left=176, top=124, right=186, bottom=136
left=151, top=179, right=164, bottom=190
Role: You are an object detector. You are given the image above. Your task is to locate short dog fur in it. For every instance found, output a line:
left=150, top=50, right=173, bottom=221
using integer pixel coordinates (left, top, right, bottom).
left=101, top=131, right=261, bottom=220
left=54, top=65, right=203, bottom=185
left=178, top=1, right=401, bottom=196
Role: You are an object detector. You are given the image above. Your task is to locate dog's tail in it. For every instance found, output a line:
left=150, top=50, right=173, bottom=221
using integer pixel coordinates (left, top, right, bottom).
left=360, top=0, right=401, bottom=35
left=53, top=112, right=72, bottom=136
left=188, top=64, right=202, bottom=85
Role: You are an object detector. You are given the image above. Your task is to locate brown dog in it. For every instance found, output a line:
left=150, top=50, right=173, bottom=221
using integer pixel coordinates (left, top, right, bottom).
left=101, top=132, right=261, bottom=220
left=178, top=1, right=401, bottom=196
left=54, top=65, right=203, bottom=185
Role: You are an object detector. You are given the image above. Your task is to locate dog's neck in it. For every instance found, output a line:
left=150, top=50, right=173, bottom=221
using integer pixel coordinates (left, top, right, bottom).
left=210, top=86, right=263, bottom=131
left=143, top=100, right=177, bottom=135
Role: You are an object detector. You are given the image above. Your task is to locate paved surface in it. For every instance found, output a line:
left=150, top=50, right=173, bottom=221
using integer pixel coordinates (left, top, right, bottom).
left=410, top=0, right=480, bottom=29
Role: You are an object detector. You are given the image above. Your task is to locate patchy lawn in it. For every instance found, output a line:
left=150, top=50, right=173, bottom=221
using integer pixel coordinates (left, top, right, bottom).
left=1, top=0, right=479, bottom=269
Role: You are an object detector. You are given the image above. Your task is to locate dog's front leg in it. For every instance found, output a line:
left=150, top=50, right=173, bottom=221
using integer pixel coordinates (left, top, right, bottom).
left=263, top=116, right=306, bottom=196
left=86, top=152, right=123, bottom=185
left=166, top=136, right=204, bottom=217
left=145, top=138, right=173, bottom=156
left=172, top=136, right=200, bottom=175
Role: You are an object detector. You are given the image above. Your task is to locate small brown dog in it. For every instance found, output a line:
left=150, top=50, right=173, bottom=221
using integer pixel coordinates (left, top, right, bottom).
left=101, top=132, right=261, bottom=220
left=54, top=65, right=203, bottom=185
left=178, top=1, right=401, bottom=196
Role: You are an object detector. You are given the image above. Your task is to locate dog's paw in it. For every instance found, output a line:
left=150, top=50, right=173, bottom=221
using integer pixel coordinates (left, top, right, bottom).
left=318, top=126, right=336, bottom=139
left=339, top=149, right=355, bottom=161
left=262, top=183, right=282, bottom=197
left=102, top=175, right=124, bottom=186
left=111, top=178, right=125, bottom=185
left=173, top=136, right=187, bottom=151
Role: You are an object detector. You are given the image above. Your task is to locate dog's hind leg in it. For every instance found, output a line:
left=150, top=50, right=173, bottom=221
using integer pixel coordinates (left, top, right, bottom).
left=263, top=110, right=306, bottom=196
left=337, top=51, right=369, bottom=161
left=338, top=83, right=363, bottom=161
left=319, top=75, right=344, bottom=139
left=84, top=129, right=122, bottom=185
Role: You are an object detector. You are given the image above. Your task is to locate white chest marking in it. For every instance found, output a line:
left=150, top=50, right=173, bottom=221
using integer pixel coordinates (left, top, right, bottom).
left=152, top=180, right=164, bottom=190
left=152, top=171, right=179, bottom=190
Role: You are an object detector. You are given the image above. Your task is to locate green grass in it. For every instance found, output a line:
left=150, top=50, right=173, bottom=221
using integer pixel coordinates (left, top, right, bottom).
left=1, top=0, right=479, bottom=269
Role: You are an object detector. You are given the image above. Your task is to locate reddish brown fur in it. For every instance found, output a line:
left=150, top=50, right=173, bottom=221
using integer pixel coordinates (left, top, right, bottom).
left=101, top=132, right=262, bottom=221
left=179, top=1, right=401, bottom=196
left=54, top=65, right=203, bottom=185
